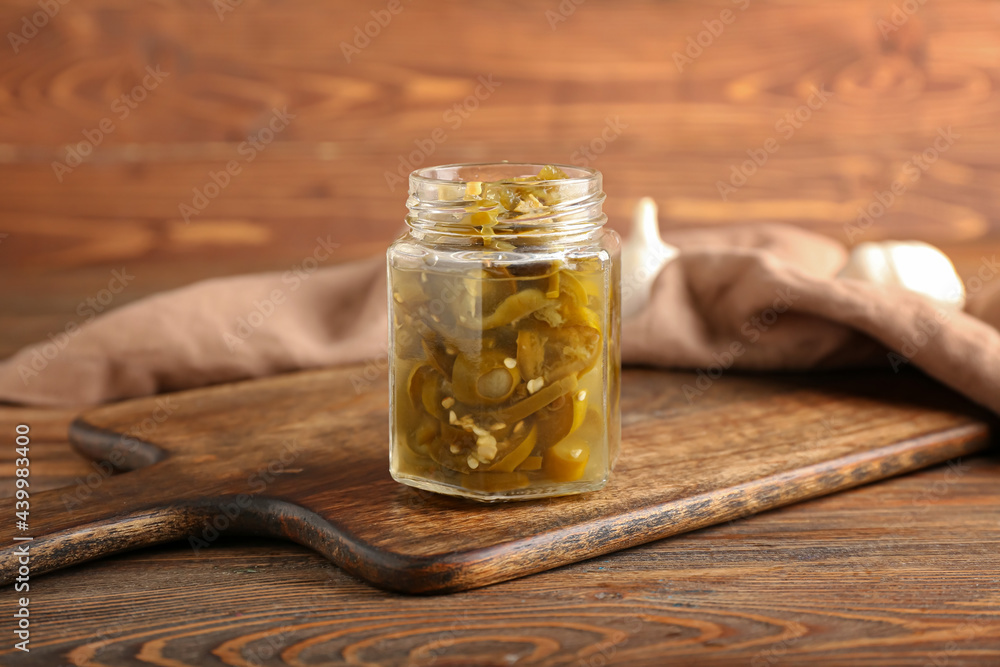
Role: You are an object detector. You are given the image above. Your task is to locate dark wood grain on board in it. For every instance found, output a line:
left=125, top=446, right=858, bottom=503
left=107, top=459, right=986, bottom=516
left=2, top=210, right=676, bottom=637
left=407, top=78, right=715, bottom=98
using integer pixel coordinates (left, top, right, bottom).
left=0, top=365, right=990, bottom=595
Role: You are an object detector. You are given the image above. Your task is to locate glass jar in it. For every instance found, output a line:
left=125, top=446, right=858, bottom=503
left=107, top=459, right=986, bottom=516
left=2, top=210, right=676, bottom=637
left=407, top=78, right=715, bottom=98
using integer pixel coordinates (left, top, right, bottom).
left=387, top=163, right=621, bottom=501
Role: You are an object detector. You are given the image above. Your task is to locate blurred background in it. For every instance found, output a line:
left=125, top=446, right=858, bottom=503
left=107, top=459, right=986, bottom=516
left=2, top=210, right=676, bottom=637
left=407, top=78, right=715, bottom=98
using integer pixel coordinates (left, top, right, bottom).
left=1, top=0, right=998, bottom=357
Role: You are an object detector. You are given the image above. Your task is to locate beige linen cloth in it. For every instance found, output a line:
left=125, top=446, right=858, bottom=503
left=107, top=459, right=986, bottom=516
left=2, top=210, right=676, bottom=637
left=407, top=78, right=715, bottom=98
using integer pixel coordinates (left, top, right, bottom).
left=2, top=224, right=1000, bottom=414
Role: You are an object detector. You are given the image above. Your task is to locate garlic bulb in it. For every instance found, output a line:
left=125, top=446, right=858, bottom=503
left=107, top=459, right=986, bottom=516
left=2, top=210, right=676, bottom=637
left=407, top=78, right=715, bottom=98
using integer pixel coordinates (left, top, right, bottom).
left=620, top=197, right=679, bottom=319
left=837, top=241, right=966, bottom=311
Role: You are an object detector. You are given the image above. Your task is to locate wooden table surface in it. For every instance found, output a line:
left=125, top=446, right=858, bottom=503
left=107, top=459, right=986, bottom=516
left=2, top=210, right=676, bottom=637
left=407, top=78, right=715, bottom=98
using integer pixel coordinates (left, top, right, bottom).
left=3, top=0, right=1000, bottom=663
left=1, top=392, right=999, bottom=666
left=0, top=247, right=998, bottom=666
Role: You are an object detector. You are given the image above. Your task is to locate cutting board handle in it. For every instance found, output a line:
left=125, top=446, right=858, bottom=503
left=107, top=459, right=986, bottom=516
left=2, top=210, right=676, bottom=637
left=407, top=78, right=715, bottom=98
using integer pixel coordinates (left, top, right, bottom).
left=0, top=427, right=191, bottom=584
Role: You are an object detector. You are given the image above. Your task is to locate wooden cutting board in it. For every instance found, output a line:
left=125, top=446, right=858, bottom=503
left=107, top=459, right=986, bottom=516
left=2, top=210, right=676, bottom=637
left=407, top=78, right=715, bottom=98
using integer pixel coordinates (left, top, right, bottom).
left=0, top=367, right=991, bottom=594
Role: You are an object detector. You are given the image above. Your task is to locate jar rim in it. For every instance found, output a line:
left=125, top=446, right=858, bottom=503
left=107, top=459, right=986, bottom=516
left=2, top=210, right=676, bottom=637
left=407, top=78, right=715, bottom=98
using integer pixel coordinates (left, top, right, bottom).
left=406, top=162, right=606, bottom=242
left=410, top=162, right=598, bottom=188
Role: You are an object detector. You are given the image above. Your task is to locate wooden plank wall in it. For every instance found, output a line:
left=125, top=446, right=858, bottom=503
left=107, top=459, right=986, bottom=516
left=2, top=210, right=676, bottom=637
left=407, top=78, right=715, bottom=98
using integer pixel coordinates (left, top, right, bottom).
left=0, top=0, right=998, bottom=350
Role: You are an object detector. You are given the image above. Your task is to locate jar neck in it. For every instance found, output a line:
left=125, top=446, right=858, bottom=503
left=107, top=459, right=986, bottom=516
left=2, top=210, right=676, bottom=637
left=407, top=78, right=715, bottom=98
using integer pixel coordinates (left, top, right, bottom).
left=405, top=163, right=607, bottom=245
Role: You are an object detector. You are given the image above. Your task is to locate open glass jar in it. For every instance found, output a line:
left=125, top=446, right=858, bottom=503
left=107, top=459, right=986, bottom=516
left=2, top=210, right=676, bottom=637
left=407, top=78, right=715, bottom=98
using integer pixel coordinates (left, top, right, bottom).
left=387, top=163, right=621, bottom=501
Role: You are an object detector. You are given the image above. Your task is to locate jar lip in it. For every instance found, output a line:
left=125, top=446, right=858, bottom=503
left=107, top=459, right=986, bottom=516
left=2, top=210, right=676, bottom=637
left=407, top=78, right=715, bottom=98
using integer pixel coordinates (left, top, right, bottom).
left=406, top=162, right=606, bottom=242
left=410, top=162, right=598, bottom=188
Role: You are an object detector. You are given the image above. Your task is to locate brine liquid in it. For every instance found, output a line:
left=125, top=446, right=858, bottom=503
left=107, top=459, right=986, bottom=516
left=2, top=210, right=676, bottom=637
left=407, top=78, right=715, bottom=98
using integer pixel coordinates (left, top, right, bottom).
left=388, top=259, right=618, bottom=499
